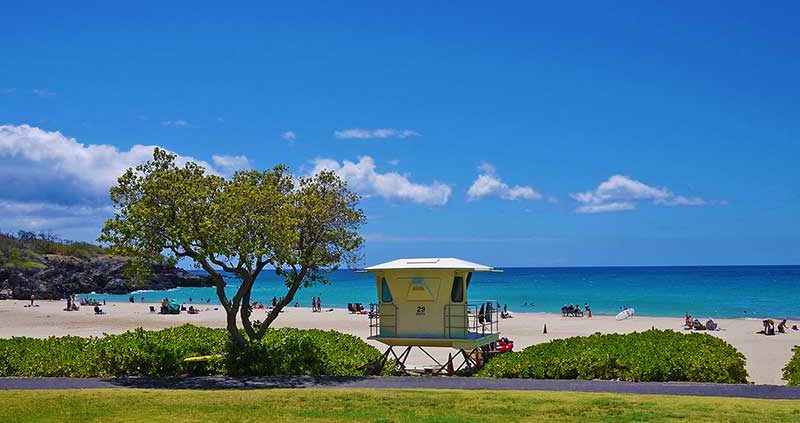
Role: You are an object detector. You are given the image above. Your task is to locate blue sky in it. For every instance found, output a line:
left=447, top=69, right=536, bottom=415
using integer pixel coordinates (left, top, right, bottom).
left=1, top=1, right=798, bottom=266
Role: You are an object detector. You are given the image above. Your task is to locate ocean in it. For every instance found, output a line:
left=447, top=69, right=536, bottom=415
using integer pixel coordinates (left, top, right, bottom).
left=96, top=266, right=800, bottom=319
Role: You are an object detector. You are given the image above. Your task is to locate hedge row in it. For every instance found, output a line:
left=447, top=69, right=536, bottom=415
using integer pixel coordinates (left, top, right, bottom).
left=0, top=325, right=384, bottom=377
left=477, top=330, right=748, bottom=384
left=783, top=346, right=800, bottom=386
left=0, top=326, right=758, bottom=383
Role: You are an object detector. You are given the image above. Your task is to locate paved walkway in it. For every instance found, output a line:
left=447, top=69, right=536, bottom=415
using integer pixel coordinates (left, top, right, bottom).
left=1, top=376, right=800, bottom=399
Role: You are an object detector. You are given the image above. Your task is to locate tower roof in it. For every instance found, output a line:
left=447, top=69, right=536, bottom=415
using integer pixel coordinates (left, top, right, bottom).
left=364, top=257, right=495, bottom=272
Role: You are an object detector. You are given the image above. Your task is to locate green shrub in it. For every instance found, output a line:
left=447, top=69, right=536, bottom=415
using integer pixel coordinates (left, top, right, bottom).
left=226, top=328, right=384, bottom=376
left=783, top=346, right=800, bottom=386
left=0, top=325, right=383, bottom=377
left=477, top=330, right=748, bottom=384
left=0, top=336, right=91, bottom=377
left=0, top=325, right=227, bottom=377
left=86, top=325, right=228, bottom=376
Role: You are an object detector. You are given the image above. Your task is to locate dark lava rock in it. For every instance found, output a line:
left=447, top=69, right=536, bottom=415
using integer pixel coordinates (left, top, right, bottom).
left=0, top=255, right=211, bottom=300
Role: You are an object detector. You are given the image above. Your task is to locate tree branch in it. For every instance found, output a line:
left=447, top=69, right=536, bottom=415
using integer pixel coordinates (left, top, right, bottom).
left=256, top=265, right=307, bottom=339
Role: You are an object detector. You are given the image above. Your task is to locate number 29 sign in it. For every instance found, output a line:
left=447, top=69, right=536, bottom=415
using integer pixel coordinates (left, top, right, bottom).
left=415, top=305, right=426, bottom=316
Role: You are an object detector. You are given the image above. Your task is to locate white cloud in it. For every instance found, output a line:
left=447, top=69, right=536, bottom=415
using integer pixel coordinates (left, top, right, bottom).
left=467, top=162, right=542, bottom=201
left=31, top=88, right=56, bottom=97
left=309, top=156, right=451, bottom=206
left=212, top=155, right=252, bottom=174
left=575, top=202, right=635, bottom=214
left=572, top=175, right=708, bottom=213
left=0, top=200, right=111, bottom=233
left=0, top=125, right=248, bottom=232
left=161, top=119, right=188, bottom=127
left=282, top=130, right=296, bottom=141
left=333, top=128, right=421, bottom=139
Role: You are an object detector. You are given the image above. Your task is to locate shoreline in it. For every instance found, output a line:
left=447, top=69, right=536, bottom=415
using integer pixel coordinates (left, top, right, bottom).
left=1, top=299, right=798, bottom=386
left=57, top=294, right=798, bottom=321
left=82, top=299, right=800, bottom=321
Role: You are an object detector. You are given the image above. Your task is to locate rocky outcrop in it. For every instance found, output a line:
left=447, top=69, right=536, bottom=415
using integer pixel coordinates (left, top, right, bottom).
left=0, top=255, right=211, bottom=300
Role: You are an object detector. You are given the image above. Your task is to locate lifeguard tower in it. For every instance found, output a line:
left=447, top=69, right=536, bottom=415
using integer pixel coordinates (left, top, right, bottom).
left=364, top=257, right=501, bottom=375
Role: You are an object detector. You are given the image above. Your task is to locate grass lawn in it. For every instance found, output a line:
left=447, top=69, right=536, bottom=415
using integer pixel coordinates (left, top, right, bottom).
left=0, top=388, right=798, bottom=422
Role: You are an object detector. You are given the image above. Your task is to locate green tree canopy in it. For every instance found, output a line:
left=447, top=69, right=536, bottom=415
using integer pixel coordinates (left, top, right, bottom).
left=99, top=148, right=365, bottom=346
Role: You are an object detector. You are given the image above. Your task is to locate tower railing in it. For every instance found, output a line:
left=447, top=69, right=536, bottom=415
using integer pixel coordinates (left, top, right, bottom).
left=369, top=303, right=397, bottom=337
left=370, top=301, right=498, bottom=339
left=445, top=300, right=499, bottom=339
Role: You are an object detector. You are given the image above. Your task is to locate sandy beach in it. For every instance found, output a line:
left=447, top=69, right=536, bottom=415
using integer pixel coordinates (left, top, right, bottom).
left=1, top=300, right=797, bottom=385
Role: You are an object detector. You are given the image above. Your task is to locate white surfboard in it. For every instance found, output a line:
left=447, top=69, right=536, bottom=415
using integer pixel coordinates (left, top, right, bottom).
left=616, top=308, right=635, bottom=320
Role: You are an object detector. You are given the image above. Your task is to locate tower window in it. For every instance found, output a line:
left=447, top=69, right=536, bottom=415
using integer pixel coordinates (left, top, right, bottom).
left=450, top=276, right=464, bottom=303
left=381, top=277, right=393, bottom=303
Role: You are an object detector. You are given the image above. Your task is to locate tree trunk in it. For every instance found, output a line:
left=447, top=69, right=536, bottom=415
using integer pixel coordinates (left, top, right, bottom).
left=199, top=260, right=247, bottom=349
left=239, top=275, right=258, bottom=340
left=226, top=306, right=246, bottom=349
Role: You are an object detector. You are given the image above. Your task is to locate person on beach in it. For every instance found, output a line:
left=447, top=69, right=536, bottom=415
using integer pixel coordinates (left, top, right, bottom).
left=311, top=296, right=316, bottom=312
left=778, top=319, right=788, bottom=333
left=501, top=304, right=512, bottom=319
left=316, top=296, right=321, bottom=312
left=761, top=319, right=776, bottom=335
left=30, top=294, right=35, bottom=307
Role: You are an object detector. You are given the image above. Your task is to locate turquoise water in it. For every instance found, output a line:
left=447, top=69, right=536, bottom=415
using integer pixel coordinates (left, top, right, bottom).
left=94, top=266, right=800, bottom=319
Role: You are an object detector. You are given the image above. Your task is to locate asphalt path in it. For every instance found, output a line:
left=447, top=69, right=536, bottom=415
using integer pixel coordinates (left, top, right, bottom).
left=1, top=376, right=800, bottom=399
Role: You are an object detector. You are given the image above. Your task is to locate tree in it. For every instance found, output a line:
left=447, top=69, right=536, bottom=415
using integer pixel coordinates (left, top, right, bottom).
left=99, top=148, right=365, bottom=347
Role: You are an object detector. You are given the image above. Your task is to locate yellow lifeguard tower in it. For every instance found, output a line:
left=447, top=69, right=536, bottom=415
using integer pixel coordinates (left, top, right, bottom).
left=364, top=257, right=501, bottom=374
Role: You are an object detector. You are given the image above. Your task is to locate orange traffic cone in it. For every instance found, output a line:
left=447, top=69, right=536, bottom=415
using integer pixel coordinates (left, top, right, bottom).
left=543, top=324, right=547, bottom=334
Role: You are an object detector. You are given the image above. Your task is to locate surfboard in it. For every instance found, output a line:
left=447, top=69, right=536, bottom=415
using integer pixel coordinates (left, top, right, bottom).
left=616, top=308, right=635, bottom=320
